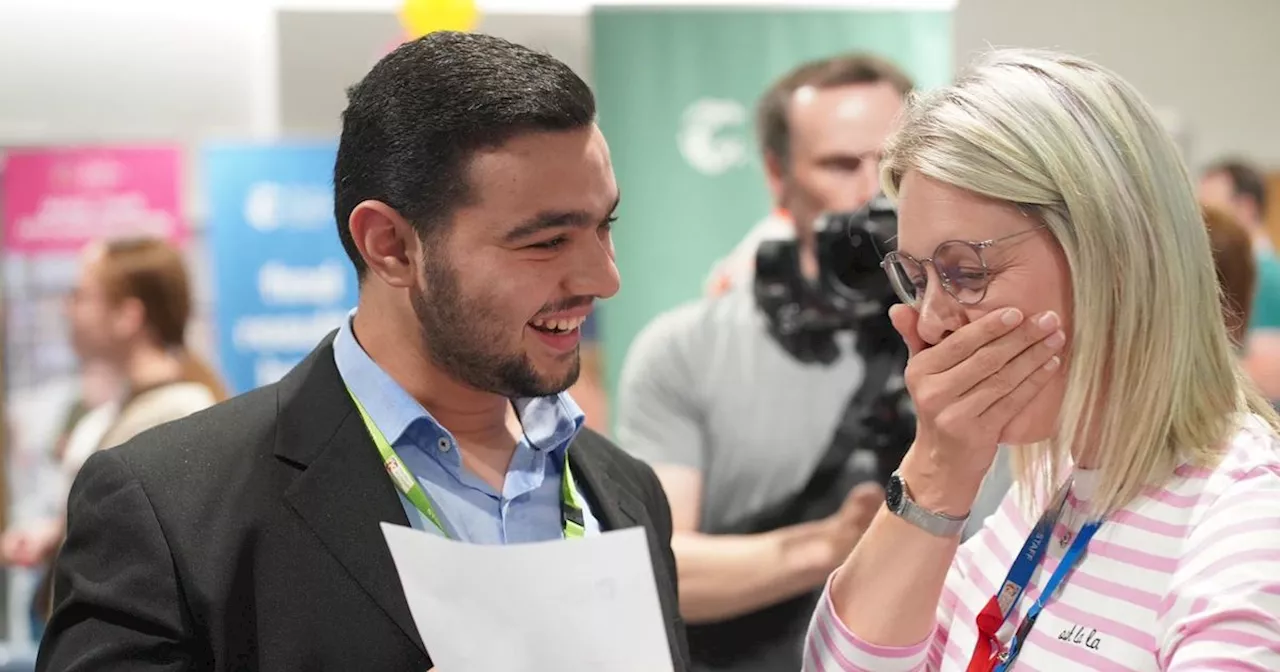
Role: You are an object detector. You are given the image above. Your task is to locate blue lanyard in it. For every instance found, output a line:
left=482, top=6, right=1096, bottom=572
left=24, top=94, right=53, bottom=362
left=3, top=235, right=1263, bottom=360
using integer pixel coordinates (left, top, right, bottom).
left=981, top=480, right=1102, bottom=671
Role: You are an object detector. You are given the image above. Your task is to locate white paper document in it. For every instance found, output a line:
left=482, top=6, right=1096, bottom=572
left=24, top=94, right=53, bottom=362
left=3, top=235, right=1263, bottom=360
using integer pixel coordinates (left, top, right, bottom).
left=381, top=522, right=675, bottom=672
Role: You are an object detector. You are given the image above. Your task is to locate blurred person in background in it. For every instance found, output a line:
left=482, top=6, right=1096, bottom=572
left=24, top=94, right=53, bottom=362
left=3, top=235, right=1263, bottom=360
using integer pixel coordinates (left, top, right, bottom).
left=1202, top=203, right=1258, bottom=348
left=2, top=237, right=225, bottom=635
left=38, top=32, right=689, bottom=672
left=808, top=48, right=1280, bottom=671
left=1199, top=158, right=1280, bottom=399
left=61, top=238, right=226, bottom=447
left=0, top=358, right=118, bottom=645
left=0, top=360, right=118, bottom=572
left=703, top=56, right=907, bottom=299
left=617, top=53, right=922, bottom=672
left=704, top=208, right=791, bottom=297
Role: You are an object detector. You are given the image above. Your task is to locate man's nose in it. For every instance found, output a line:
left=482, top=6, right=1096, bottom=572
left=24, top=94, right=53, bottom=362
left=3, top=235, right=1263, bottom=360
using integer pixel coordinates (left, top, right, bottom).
left=850, top=162, right=881, bottom=209
left=915, top=272, right=965, bottom=345
left=569, top=239, right=621, bottom=300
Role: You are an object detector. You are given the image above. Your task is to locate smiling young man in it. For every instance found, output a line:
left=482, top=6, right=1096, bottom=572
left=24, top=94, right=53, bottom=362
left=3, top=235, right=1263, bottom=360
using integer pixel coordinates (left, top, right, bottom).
left=37, top=32, right=690, bottom=672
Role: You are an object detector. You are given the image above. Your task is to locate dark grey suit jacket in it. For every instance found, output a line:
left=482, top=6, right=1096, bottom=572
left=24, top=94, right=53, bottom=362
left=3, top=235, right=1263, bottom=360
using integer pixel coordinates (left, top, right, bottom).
left=36, top=335, right=690, bottom=671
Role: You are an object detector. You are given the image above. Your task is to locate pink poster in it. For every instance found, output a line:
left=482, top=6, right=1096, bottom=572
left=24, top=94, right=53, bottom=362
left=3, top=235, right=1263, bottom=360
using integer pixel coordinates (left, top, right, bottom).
left=2, top=145, right=187, bottom=252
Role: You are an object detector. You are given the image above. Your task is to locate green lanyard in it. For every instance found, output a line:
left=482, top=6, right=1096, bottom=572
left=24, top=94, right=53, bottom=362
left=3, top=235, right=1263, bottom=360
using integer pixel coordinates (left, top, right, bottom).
left=346, top=388, right=586, bottom=540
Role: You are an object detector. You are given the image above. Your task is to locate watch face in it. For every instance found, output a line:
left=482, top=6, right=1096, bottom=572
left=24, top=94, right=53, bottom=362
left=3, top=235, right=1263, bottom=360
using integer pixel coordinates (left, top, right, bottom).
left=885, top=474, right=904, bottom=511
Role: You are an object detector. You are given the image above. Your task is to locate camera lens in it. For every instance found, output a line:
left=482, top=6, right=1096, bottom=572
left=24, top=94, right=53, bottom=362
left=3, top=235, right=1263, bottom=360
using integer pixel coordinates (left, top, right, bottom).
left=832, top=228, right=887, bottom=294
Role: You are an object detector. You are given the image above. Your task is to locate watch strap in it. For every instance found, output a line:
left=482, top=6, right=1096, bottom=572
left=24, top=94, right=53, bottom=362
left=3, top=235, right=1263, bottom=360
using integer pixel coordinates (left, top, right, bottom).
left=889, top=471, right=969, bottom=537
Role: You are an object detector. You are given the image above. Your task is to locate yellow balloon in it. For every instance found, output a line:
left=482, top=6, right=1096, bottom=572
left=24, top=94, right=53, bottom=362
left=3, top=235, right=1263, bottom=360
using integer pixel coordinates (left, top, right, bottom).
left=400, top=0, right=479, bottom=38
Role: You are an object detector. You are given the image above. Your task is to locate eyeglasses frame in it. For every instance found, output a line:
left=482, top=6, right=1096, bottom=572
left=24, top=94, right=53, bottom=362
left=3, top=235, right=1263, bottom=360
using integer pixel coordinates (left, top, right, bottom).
left=880, top=224, right=1049, bottom=306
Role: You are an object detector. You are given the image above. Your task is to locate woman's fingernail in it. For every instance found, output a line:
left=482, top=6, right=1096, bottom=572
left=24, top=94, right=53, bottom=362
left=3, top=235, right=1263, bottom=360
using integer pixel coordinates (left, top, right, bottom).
left=1037, top=311, right=1060, bottom=331
left=1046, top=330, right=1066, bottom=348
left=1002, top=308, right=1023, bottom=326
left=1044, top=356, right=1061, bottom=371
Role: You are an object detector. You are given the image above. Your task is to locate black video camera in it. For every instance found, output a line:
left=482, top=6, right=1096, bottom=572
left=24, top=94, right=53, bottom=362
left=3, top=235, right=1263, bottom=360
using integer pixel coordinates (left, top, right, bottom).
left=754, top=194, right=899, bottom=364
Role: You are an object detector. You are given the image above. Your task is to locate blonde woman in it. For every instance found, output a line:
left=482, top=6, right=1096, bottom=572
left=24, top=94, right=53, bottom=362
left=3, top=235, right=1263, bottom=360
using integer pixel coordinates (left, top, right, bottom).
left=805, top=50, right=1280, bottom=671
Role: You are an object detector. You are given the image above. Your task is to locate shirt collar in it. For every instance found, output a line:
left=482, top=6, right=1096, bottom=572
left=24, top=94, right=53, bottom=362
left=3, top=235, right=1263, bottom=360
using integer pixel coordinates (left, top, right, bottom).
left=332, top=310, right=584, bottom=454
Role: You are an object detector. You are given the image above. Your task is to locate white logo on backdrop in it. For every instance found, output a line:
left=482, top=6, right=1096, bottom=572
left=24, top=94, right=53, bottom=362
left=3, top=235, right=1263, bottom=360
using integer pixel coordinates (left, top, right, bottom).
left=677, top=98, right=749, bottom=176
left=257, top=260, right=348, bottom=306
left=244, top=182, right=333, bottom=232
left=71, top=158, right=124, bottom=190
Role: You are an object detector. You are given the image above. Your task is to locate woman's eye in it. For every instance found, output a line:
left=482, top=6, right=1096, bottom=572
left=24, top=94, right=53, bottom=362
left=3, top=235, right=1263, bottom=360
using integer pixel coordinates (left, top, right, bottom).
left=949, top=267, right=987, bottom=288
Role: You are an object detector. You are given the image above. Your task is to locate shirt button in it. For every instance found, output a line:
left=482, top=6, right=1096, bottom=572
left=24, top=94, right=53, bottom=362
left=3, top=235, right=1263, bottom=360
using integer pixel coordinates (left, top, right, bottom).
left=437, top=437, right=452, bottom=452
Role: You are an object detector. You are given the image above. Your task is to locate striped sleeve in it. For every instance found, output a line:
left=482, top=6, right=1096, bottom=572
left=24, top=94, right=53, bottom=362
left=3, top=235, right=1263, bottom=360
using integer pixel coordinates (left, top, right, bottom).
left=802, top=574, right=931, bottom=672
left=1157, top=464, right=1280, bottom=670
left=800, top=488, right=1025, bottom=672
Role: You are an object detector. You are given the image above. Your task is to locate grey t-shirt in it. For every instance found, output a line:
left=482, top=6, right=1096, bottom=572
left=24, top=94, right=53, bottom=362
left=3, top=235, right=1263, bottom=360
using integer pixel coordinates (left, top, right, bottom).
left=615, top=285, right=867, bottom=533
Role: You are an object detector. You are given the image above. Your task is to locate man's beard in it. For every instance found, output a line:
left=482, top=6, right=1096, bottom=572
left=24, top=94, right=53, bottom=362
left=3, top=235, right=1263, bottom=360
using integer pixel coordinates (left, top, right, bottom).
left=410, top=253, right=580, bottom=398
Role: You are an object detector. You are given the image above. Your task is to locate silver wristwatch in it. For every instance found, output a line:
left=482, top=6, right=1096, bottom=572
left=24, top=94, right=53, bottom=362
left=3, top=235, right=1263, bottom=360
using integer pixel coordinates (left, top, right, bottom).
left=885, top=470, right=969, bottom=537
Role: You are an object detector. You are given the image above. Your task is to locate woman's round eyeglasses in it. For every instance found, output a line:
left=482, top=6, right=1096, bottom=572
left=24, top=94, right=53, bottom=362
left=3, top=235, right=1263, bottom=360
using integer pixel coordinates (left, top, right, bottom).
left=880, top=225, right=1048, bottom=307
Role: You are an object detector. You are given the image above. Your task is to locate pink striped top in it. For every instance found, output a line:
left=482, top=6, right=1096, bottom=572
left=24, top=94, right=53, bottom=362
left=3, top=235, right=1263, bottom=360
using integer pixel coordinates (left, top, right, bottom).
left=804, top=414, right=1280, bottom=671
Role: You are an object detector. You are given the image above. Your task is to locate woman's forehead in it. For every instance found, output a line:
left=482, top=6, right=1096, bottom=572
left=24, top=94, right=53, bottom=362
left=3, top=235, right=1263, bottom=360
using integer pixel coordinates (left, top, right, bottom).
left=895, top=174, right=1031, bottom=256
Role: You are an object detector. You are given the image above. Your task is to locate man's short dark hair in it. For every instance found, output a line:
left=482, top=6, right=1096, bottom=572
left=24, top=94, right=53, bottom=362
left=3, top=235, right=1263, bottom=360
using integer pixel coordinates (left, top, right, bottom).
left=1206, top=157, right=1268, bottom=219
left=756, top=53, right=914, bottom=169
left=333, top=31, right=596, bottom=278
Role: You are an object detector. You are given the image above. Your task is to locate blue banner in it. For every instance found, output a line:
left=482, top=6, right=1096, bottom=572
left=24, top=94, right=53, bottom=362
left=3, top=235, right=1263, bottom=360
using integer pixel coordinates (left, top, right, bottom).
left=203, top=142, right=357, bottom=395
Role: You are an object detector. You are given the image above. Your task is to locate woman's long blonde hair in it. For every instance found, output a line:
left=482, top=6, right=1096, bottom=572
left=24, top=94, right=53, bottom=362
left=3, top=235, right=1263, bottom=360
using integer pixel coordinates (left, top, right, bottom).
left=880, top=49, right=1280, bottom=518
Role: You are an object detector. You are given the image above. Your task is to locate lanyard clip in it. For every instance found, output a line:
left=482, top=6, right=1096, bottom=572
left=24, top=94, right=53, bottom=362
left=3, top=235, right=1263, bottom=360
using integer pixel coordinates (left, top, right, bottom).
left=561, top=500, right=585, bottom=528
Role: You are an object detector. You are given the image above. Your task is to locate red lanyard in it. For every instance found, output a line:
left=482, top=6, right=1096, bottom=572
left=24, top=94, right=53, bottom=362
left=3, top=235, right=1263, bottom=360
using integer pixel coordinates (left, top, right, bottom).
left=964, top=480, right=1099, bottom=672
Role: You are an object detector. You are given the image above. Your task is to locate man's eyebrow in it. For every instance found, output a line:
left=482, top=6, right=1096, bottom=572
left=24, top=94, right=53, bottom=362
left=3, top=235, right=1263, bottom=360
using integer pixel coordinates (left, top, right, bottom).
left=815, top=149, right=881, bottom=165
left=502, top=195, right=621, bottom=244
left=503, top=211, right=586, bottom=243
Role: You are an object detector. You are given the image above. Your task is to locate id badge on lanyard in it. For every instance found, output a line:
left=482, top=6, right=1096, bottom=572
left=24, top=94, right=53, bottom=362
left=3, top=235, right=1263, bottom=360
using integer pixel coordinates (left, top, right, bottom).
left=965, top=479, right=1102, bottom=672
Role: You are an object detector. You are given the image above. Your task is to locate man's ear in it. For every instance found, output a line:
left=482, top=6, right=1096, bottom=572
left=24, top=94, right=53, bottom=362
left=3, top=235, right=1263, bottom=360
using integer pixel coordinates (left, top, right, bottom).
left=348, top=200, right=419, bottom=288
left=113, top=296, right=146, bottom=341
left=763, top=152, right=788, bottom=205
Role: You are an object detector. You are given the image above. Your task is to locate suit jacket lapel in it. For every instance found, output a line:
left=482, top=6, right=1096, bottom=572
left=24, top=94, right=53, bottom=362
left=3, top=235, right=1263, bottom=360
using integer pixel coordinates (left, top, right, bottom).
left=275, top=335, right=427, bottom=656
left=567, top=437, right=644, bottom=532
left=567, top=432, right=688, bottom=672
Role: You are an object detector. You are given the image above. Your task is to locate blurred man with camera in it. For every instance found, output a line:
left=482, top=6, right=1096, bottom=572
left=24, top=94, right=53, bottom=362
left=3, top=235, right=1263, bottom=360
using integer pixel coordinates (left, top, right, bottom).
left=615, top=54, right=915, bottom=672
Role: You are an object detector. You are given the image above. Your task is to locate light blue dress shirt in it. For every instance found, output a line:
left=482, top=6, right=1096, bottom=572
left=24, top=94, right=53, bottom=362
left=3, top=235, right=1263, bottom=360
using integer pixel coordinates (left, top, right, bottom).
left=332, top=312, right=601, bottom=543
